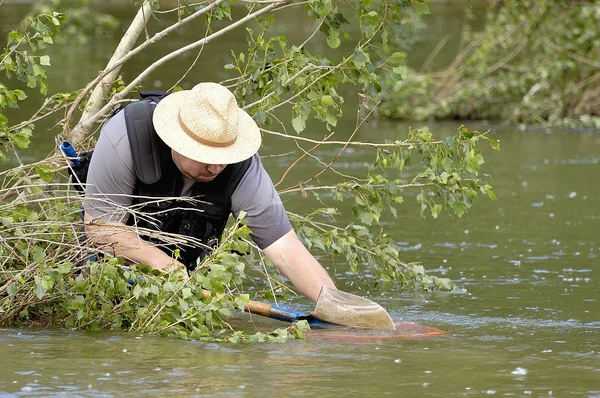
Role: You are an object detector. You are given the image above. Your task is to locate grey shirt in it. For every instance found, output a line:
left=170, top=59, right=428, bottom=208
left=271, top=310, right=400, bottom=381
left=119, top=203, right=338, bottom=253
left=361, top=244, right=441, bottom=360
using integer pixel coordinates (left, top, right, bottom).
left=83, top=111, right=292, bottom=249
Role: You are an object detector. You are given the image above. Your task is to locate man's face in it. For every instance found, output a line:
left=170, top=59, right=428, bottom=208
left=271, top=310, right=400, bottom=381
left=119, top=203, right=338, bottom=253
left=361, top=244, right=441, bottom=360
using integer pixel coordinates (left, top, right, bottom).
left=171, top=149, right=226, bottom=182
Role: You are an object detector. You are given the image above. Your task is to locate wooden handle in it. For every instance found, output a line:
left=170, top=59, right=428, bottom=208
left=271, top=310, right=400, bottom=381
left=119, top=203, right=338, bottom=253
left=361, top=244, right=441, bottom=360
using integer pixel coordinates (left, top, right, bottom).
left=244, top=300, right=274, bottom=317
left=202, top=289, right=297, bottom=322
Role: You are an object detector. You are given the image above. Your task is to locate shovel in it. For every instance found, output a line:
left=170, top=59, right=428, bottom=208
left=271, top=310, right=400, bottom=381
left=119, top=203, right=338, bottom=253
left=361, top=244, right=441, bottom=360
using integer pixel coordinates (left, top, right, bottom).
left=242, top=286, right=395, bottom=330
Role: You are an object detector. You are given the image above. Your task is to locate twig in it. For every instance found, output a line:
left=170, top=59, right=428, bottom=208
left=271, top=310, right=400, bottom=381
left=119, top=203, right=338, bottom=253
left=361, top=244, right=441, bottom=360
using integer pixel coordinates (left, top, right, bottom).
left=260, top=128, right=416, bottom=147
left=421, top=34, right=451, bottom=72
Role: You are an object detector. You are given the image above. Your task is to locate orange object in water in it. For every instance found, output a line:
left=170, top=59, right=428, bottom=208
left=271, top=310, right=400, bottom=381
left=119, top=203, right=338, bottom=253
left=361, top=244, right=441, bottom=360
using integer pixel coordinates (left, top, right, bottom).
left=305, top=322, right=447, bottom=343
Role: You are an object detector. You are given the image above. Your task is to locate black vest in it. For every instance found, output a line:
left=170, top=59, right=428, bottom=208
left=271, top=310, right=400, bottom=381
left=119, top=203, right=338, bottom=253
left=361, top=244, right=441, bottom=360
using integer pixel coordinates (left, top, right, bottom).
left=121, top=94, right=251, bottom=271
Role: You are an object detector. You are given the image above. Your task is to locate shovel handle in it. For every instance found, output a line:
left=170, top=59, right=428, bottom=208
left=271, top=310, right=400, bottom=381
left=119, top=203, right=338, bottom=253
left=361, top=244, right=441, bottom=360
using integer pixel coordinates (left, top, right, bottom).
left=244, top=300, right=302, bottom=323
left=202, top=289, right=300, bottom=323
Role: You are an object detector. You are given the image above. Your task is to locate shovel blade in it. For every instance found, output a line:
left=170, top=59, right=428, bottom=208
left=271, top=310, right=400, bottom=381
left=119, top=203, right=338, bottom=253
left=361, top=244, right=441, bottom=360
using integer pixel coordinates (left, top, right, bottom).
left=309, top=286, right=395, bottom=330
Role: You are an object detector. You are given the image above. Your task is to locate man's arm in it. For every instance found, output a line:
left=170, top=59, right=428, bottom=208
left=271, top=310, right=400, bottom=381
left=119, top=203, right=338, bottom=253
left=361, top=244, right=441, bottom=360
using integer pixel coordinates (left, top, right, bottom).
left=83, top=211, right=187, bottom=276
left=262, top=229, right=336, bottom=303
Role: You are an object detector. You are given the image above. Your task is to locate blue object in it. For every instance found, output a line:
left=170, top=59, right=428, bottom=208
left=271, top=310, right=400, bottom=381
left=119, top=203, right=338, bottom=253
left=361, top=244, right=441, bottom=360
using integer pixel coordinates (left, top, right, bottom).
left=60, top=141, right=80, bottom=166
left=269, top=305, right=333, bottom=327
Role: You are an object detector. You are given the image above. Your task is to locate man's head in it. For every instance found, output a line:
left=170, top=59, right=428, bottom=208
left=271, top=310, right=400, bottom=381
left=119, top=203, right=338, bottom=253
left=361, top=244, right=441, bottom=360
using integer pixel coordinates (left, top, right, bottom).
left=152, top=82, right=261, bottom=169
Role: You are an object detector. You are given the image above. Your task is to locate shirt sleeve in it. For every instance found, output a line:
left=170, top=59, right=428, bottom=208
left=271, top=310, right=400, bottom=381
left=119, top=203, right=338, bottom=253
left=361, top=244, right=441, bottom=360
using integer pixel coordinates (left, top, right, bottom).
left=82, top=111, right=137, bottom=224
left=231, top=154, right=293, bottom=249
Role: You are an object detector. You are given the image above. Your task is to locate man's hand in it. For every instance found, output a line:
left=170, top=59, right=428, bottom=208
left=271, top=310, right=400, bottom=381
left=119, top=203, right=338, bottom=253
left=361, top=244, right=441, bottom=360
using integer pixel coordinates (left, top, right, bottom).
left=166, top=262, right=190, bottom=281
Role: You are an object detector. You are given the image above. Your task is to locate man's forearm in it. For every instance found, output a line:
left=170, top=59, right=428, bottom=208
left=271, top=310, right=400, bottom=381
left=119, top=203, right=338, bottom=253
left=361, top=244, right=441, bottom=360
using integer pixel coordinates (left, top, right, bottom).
left=263, top=230, right=336, bottom=302
left=83, top=212, right=185, bottom=273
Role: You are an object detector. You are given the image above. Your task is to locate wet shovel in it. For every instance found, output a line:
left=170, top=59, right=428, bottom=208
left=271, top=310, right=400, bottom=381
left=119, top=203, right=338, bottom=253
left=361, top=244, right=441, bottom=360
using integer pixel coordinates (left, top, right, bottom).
left=243, top=286, right=395, bottom=330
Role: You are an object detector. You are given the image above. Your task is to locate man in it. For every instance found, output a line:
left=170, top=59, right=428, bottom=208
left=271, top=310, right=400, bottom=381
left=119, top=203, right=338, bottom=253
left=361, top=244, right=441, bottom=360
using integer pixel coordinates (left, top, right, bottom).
left=83, top=82, right=335, bottom=302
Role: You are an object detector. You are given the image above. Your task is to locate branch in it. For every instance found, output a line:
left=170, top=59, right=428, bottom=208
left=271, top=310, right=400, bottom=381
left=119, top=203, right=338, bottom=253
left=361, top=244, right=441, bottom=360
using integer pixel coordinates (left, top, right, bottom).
left=63, top=0, right=229, bottom=144
left=68, top=1, right=283, bottom=145
left=260, top=128, right=424, bottom=147
left=75, top=1, right=154, bottom=131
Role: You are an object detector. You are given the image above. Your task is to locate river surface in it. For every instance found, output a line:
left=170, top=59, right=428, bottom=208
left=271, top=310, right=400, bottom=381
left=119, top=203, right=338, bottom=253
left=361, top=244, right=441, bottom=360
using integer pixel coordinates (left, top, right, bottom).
left=1, top=1, right=599, bottom=397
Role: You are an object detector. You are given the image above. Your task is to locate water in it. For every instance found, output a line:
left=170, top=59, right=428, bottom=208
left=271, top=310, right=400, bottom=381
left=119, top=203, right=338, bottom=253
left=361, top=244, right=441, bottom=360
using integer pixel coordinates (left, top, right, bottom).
left=1, top=1, right=599, bottom=396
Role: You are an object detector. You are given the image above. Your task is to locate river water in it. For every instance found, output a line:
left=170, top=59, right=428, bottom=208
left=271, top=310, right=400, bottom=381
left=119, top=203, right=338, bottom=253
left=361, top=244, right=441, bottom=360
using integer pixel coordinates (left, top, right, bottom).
left=1, top=1, right=599, bottom=397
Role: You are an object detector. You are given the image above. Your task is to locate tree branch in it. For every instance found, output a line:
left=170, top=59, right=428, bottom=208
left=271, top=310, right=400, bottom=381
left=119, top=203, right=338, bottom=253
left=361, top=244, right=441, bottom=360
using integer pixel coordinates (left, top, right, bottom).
left=67, top=1, right=283, bottom=145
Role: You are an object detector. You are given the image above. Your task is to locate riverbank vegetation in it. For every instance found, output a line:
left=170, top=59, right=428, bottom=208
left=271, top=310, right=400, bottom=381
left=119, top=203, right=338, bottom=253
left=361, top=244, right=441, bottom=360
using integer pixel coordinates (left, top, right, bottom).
left=1, top=0, right=498, bottom=340
left=379, top=0, right=600, bottom=128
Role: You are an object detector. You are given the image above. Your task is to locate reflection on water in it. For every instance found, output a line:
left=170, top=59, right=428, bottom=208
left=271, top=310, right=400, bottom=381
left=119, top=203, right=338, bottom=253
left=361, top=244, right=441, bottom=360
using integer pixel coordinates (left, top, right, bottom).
left=2, top=1, right=599, bottom=396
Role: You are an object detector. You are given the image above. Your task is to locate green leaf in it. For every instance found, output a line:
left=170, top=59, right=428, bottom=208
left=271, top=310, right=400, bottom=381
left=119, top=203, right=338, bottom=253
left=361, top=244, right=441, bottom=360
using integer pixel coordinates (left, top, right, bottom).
left=327, top=30, right=341, bottom=49
left=291, top=115, right=306, bottom=133
left=359, top=211, right=374, bottom=225
left=412, top=2, right=430, bottom=17
left=163, top=282, right=175, bottom=292
left=39, top=55, right=51, bottom=66
left=7, top=283, right=18, bottom=296
left=133, top=284, right=143, bottom=299
left=434, top=277, right=453, bottom=291
left=35, top=165, right=53, bottom=183
left=13, top=90, right=27, bottom=100
left=431, top=204, right=442, bottom=219
left=321, top=95, right=334, bottom=106
left=34, top=276, right=48, bottom=299
left=325, top=113, right=337, bottom=127
left=490, top=139, right=500, bottom=151
left=31, top=245, right=45, bottom=263
left=392, top=65, right=407, bottom=77
left=1, top=216, right=14, bottom=226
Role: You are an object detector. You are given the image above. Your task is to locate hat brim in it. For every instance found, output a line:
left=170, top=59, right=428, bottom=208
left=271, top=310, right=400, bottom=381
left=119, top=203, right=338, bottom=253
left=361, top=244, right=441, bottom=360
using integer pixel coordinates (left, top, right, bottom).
left=152, top=91, right=261, bottom=165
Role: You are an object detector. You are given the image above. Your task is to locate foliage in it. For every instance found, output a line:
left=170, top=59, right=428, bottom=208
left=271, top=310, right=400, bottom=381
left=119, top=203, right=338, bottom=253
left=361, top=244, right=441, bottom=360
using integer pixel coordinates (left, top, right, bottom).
left=287, top=125, right=497, bottom=291
left=0, top=0, right=499, bottom=339
left=24, top=0, right=120, bottom=45
left=0, top=10, right=66, bottom=159
left=378, top=0, right=600, bottom=128
left=0, top=190, right=305, bottom=341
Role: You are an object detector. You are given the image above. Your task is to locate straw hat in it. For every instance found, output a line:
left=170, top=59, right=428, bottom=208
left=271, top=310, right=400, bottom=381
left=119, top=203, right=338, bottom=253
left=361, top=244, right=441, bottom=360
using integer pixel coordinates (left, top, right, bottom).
left=152, top=82, right=261, bottom=165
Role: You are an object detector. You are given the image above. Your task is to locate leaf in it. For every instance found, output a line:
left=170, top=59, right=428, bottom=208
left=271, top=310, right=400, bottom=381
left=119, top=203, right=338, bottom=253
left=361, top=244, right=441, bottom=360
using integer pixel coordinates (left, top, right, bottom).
left=163, top=282, right=175, bottom=292
left=291, top=115, right=306, bottom=133
left=431, top=204, right=442, bottom=219
left=7, top=283, right=18, bottom=296
left=325, top=113, right=337, bottom=127
left=353, top=50, right=369, bottom=68
left=327, top=30, right=341, bottom=49
left=133, top=284, right=143, bottom=299
left=13, top=90, right=27, bottom=100
left=39, top=55, right=51, bottom=66
left=1, top=216, right=14, bottom=226
left=35, top=165, right=53, bottom=182
left=359, top=210, right=374, bottom=225
left=434, top=277, right=453, bottom=291
left=34, top=276, right=48, bottom=299
left=31, top=245, right=45, bottom=263
left=392, top=65, right=407, bottom=77
left=321, top=95, right=334, bottom=106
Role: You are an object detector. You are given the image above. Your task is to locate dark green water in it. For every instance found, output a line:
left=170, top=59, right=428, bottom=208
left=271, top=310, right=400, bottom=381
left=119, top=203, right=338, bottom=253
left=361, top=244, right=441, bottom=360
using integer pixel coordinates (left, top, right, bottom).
left=1, top=2, right=598, bottom=397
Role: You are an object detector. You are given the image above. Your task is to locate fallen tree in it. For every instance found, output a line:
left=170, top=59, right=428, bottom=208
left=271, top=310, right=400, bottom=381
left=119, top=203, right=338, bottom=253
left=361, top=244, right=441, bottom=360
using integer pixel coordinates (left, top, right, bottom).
left=0, top=0, right=498, bottom=340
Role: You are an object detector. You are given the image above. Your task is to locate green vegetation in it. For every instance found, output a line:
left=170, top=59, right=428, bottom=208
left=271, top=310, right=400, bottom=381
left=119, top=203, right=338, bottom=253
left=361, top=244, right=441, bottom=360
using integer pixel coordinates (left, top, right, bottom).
left=379, top=0, right=600, bottom=128
left=0, top=0, right=498, bottom=340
